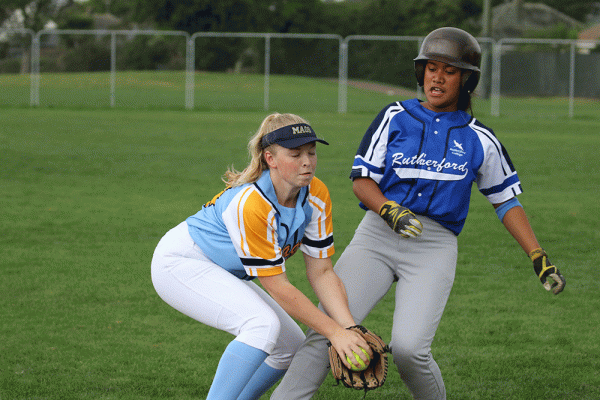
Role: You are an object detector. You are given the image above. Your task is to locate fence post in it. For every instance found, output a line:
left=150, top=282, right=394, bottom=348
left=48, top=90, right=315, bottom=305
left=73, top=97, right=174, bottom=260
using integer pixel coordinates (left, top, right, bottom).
left=186, top=37, right=195, bottom=110
left=264, top=34, right=271, bottom=111
left=491, top=41, right=501, bottom=117
left=338, top=39, right=348, bottom=114
left=569, top=42, right=575, bottom=119
left=31, top=32, right=40, bottom=106
left=110, top=32, right=116, bottom=108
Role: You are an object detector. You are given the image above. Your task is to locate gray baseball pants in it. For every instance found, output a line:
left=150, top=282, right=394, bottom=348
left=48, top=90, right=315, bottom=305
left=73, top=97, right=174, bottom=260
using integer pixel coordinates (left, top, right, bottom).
left=271, top=210, right=457, bottom=400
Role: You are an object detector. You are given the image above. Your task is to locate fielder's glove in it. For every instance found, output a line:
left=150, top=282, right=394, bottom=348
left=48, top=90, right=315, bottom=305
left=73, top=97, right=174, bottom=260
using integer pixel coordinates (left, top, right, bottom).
left=378, top=200, right=423, bottom=238
left=328, top=325, right=389, bottom=394
left=529, top=248, right=565, bottom=294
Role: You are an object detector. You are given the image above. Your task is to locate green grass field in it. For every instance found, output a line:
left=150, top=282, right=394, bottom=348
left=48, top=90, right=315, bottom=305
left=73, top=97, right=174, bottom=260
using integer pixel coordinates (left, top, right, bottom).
left=1, top=72, right=599, bottom=399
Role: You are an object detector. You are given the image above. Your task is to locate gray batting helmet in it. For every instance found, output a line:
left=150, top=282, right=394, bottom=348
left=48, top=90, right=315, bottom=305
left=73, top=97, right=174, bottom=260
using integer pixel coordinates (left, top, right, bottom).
left=414, top=27, right=482, bottom=93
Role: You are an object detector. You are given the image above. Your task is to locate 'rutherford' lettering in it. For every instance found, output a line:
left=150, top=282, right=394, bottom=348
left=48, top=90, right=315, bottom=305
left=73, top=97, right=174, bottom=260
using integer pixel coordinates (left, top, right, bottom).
left=392, top=152, right=468, bottom=173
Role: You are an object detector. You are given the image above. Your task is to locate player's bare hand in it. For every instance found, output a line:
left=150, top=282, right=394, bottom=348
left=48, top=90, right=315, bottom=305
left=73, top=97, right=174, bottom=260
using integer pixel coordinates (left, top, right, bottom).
left=529, top=248, right=566, bottom=294
left=328, top=326, right=373, bottom=369
left=378, top=200, right=423, bottom=238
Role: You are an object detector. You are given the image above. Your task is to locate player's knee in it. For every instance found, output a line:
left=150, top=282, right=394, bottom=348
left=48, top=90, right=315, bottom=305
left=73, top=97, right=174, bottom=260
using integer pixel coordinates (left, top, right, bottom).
left=286, top=326, right=306, bottom=355
left=238, top=308, right=282, bottom=352
left=267, top=327, right=305, bottom=368
left=389, top=336, right=428, bottom=369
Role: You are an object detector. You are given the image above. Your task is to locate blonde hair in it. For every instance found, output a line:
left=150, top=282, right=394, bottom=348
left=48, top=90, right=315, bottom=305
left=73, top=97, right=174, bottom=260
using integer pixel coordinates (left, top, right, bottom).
left=222, top=113, right=310, bottom=188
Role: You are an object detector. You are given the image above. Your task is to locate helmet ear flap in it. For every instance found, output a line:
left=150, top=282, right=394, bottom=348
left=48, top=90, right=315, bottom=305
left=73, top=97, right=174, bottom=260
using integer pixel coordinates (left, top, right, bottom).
left=462, top=71, right=480, bottom=93
left=414, top=61, right=425, bottom=87
left=461, top=70, right=471, bottom=87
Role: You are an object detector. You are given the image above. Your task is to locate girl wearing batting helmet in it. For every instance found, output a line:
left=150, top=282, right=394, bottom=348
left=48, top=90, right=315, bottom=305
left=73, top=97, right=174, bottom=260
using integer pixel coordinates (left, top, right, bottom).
left=151, top=113, right=372, bottom=400
left=272, top=27, right=565, bottom=400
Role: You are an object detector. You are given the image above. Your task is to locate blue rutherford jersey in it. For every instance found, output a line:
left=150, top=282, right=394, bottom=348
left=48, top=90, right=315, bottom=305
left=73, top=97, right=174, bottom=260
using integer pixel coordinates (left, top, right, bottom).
left=351, top=99, right=522, bottom=235
left=186, top=170, right=335, bottom=280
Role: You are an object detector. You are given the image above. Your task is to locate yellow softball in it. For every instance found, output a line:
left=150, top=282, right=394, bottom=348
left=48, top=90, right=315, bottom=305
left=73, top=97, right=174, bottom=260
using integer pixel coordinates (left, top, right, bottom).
left=346, top=348, right=370, bottom=372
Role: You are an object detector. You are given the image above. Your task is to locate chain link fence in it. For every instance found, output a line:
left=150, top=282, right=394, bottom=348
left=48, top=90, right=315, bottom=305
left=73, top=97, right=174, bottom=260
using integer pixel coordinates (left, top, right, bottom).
left=188, top=32, right=342, bottom=112
left=1, top=28, right=599, bottom=116
left=491, top=38, right=600, bottom=118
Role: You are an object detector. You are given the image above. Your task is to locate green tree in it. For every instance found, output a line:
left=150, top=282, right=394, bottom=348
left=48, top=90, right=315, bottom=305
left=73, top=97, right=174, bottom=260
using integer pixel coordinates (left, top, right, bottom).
left=1, top=0, right=55, bottom=31
left=112, top=0, right=328, bottom=72
left=319, top=0, right=483, bottom=37
left=123, top=0, right=324, bottom=34
left=538, top=0, right=595, bottom=22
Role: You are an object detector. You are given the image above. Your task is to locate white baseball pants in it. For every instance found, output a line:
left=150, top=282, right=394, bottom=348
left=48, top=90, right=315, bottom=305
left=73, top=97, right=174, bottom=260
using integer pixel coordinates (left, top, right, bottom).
left=151, top=221, right=306, bottom=370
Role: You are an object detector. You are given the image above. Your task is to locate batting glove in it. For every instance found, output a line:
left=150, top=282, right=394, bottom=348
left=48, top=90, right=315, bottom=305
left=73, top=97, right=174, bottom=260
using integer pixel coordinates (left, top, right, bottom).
left=378, top=200, right=423, bottom=238
left=529, top=248, right=566, bottom=295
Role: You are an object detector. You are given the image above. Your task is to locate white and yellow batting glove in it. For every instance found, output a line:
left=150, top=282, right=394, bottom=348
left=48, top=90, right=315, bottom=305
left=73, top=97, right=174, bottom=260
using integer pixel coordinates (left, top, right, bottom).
left=529, top=248, right=566, bottom=295
left=378, top=200, right=423, bottom=238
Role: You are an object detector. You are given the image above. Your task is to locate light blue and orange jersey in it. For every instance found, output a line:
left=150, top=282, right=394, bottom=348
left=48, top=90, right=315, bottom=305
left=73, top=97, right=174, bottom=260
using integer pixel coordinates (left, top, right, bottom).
left=186, top=170, right=334, bottom=280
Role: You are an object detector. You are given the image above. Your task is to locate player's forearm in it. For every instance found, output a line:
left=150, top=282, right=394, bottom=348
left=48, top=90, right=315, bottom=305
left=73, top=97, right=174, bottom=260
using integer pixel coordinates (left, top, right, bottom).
left=309, top=269, right=356, bottom=328
left=501, top=206, right=540, bottom=254
left=269, top=282, right=345, bottom=339
left=352, top=177, right=388, bottom=212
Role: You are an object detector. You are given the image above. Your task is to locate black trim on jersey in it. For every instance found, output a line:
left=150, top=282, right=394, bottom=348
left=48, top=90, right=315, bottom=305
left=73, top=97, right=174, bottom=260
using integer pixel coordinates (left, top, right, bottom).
left=369, top=119, right=389, bottom=163
left=253, top=180, right=312, bottom=246
left=366, top=117, right=390, bottom=162
left=352, top=102, right=405, bottom=185
left=253, top=180, right=311, bottom=211
left=252, top=181, right=292, bottom=240
left=481, top=133, right=506, bottom=174
left=253, top=182, right=279, bottom=213
left=300, top=184, right=309, bottom=206
left=462, top=115, right=475, bottom=126
left=471, top=119, right=516, bottom=176
left=280, top=223, right=290, bottom=243
left=302, top=235, right=334, bottom=249
left=356, top=102, right=399, bottom=160
left=238, top=273, right=255, bottom=281
left=242, top=256, right=284, bottom=267
left=501, top=145, right=517, bottom=173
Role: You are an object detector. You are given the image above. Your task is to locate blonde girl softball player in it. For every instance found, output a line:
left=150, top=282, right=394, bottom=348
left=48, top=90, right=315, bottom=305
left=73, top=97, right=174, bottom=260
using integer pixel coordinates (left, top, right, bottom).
left=151, top=113, right=372, bottom=399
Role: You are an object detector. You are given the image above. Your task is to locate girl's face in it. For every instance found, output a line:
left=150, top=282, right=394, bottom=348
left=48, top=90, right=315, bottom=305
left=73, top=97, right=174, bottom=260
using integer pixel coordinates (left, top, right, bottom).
left=422, top=60, right=462, bottom=113
left=265, top=142, right=317, bottom=192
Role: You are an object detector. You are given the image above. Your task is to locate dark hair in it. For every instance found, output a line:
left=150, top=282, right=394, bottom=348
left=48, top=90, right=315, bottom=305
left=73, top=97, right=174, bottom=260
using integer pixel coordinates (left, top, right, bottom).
left=457, top=87, right=472, bottom=112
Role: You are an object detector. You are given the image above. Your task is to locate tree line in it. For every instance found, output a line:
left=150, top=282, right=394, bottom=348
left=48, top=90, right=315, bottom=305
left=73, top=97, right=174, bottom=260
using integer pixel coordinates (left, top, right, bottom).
left=1, top=0, right=596, bottom=87
left=2, top=0, right=595, bottom=36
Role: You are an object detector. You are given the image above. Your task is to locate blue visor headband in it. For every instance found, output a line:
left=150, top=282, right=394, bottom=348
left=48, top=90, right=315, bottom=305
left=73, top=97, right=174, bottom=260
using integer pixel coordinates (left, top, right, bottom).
left=260, top=123, right=329, bottom=149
